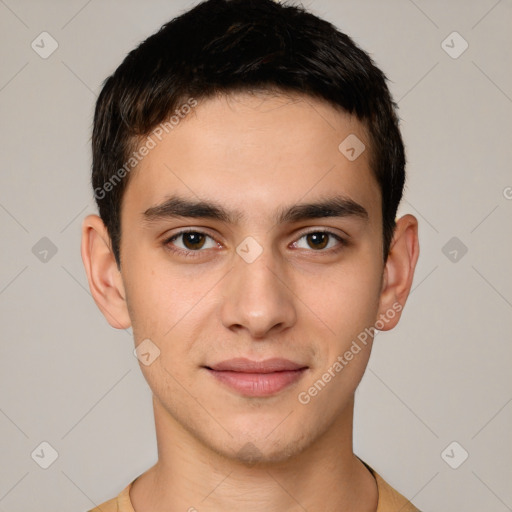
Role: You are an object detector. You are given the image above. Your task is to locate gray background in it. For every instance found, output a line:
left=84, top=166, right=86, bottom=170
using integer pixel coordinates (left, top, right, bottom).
left=1, top=0, right=511, bottom=510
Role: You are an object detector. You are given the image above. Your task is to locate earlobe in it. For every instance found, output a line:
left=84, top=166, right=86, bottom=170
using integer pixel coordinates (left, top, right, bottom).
left=80, top=214, right=131, bottom=330
left=377, top=214, right=419, bottom=331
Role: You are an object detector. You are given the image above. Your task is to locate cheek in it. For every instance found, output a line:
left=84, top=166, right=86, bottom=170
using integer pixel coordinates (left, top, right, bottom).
left=296, top=260, right=382, bottom=411
left=122, top=253, right=215, bottom=368
left=305, top=255, right=383, bottom=340
left=122, top=253, right=179, bottom=340
left=123, top=238, right=183, bottom=309
left=123, top=259, right=200, bottom=398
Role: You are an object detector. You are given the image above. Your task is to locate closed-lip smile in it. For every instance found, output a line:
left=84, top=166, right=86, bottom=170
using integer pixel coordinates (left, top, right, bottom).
left=204, top=357, right=308, bottom=397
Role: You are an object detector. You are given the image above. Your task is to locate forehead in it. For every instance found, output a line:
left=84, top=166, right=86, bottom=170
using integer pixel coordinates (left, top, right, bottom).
left=121, top=91, right=380, bottom=226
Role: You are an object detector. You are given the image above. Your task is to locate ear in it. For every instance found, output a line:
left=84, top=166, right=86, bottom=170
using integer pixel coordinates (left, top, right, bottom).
left=376, top=214, right=419, bottom=331
left=80, top=214, right=131, bottom=329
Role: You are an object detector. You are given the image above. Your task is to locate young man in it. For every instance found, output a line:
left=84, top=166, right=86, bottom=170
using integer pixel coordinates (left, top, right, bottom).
left=81, top=0, right=420, bottom=510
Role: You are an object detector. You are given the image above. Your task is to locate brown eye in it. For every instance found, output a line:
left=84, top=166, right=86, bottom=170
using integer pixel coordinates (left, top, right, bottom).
left=164, top=230, right=218, bottom=256
left=293, top=230, right=345, bottom=252
left=306, top=232, right=329, bottom=250
left=181, top=232, right=206, bottom=250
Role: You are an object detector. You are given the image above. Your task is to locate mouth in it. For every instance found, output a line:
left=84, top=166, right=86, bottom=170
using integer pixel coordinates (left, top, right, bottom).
left=203, top=358, right=309, bottom=397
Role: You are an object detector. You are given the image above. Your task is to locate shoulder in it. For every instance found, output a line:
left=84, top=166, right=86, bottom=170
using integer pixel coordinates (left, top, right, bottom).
left=86, top=495, right=118, bottom=512
left=86, top=480, right=135, bottom=512
left=361, top=460, right=421, bottom=512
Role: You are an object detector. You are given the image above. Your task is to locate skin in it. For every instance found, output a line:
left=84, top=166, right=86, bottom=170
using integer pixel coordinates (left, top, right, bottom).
left=81, top=91, right=419, bottom=512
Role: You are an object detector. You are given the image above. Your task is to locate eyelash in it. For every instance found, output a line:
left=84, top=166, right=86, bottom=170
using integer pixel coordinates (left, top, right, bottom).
left=162, top=229, right=347, bottom=259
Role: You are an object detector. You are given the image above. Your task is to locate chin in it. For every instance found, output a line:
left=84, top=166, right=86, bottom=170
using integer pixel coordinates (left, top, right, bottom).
left=212, top=428, right=314, bottom=468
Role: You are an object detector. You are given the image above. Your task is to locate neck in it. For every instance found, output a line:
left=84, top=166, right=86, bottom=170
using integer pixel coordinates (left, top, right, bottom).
left=130, top=395, right=378, bottom=512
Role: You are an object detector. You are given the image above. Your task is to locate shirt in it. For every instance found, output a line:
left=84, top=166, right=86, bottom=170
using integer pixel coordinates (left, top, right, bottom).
left=88, top=461, right=420, bottom=512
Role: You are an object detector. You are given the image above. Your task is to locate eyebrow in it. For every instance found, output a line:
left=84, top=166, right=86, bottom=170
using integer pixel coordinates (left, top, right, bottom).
left=142, top=194, right=368, bottom=226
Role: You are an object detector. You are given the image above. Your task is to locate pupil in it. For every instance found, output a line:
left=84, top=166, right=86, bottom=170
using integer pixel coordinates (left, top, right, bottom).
left=308, top=233, right=327, bottom=250
left=184, top=232, right=204, bottom=249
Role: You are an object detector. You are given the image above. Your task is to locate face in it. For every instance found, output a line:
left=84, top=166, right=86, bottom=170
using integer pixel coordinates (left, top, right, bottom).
left=117, top=92, right=389, bottom=464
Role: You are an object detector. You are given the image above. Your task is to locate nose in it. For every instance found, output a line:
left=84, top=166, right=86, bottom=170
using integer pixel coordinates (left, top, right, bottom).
left=219, top=246, right=297, bottom=339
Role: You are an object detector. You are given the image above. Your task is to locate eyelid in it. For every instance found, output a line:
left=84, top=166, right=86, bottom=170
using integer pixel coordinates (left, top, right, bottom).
left=294, top=226, right=349, bottom=242
left=291, top=228, right=347, bottom=252
left=162, top=227, right=348, bottom=257
left=163, top=228, right=219, bottom=258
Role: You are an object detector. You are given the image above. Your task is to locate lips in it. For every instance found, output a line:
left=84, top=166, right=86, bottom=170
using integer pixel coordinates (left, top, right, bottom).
left=204, top=358, right=308, bottom=397
left=207, top=357, right=307, bottom=373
